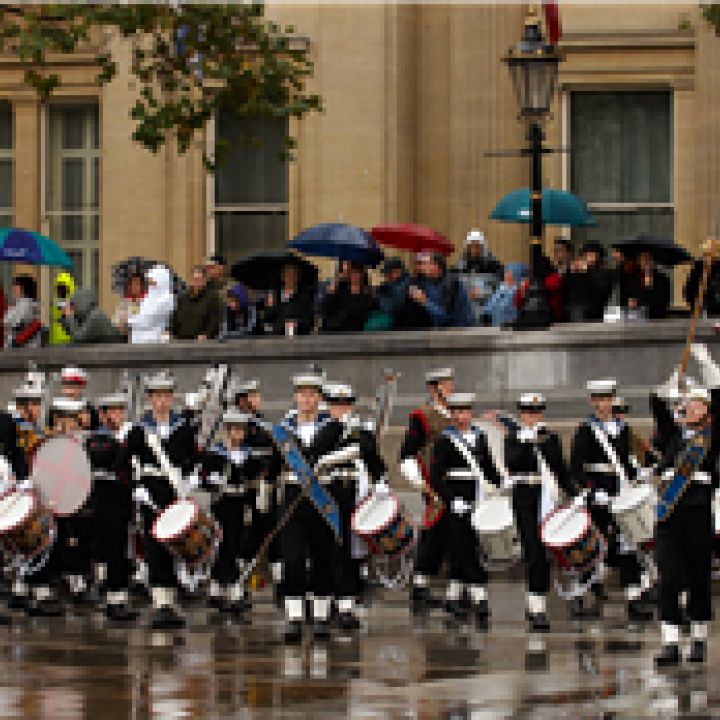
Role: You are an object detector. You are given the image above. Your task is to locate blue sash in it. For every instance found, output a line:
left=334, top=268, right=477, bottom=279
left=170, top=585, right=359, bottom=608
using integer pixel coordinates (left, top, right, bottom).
left=271, top=422, right=341, bottom=540
left=657, top=427, right=710, bottom=522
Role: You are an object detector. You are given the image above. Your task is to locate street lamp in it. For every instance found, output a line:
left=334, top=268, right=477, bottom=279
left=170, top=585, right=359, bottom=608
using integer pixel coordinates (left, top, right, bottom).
left=503, top=7, right=562, bottom=327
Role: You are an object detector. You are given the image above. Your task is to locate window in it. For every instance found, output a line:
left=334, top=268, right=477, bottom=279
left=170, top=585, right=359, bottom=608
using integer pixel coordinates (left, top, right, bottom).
left=0, top=102, right=12, bottom=231
left=213, top=111, right=288, bottom=265
left=46, top=104, right=100, bottom=293
left=570, top=91, right=673, bottom=246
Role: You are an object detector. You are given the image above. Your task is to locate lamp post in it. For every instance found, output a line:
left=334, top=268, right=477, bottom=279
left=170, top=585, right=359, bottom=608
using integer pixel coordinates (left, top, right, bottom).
left=503, top=7, right=562, bottom=328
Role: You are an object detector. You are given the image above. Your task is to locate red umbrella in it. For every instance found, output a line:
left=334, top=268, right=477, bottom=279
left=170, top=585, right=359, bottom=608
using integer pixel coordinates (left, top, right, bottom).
left=370, top=223, right=454, bottom=257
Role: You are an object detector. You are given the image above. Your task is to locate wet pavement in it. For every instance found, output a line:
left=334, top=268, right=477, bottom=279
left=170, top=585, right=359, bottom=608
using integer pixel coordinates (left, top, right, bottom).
left=0, top=580, right=715, bottom=719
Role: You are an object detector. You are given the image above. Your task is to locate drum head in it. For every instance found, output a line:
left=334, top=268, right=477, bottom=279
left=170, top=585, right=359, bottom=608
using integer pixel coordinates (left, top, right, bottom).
left=31, top=437, right=92, bottom=517
left=611, top=484, right=655, bottom=513
left=541, top=505, right=590, bottom=547
left=351, top=492, right=398, bottom=535
left=0, top=491, right=33, bottom=533
left=471, top=496, right=513, bottom=533
left=152, top=500, right=198, bottom=542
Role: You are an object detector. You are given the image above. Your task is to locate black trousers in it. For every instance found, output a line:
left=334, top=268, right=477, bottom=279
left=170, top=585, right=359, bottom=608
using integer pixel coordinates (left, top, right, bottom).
left=280, top=487, right=336, bottom=597
left=91, top=481, right=132, bottom=592
left=512, top=487, right=550, bottom=595
left=329, top=480, right=362, bottom=599
left=415, top=513, right=449, bottom=578
left=211, top=494, right=253, bottom=586
left=58, top=514, right=93, bottom=577
left=657, top=500, right=712, bottom=624
left=588, top=503, right=642, bottom=589
left=139, top=476, right=177, bottom=588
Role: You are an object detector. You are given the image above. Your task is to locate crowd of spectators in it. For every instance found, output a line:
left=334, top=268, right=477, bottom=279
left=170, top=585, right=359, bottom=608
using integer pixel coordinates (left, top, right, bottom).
left=0, top=230, right=703, bottom=348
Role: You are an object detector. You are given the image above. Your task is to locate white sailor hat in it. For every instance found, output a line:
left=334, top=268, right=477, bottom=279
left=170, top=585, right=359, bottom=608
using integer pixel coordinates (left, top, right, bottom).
left=517, top=393, right=546, bottom=411
left=323, top=382, right=356, bottom=403
left=686, top=386, right=711, bottom=404
left=292, top=373, right=324, bottom=390
left=60, top=366, right=88, bottom=386
left=96, top=393, right=127, bottom=408
left=235, top=379, right=260, bottom=396
left=51, top=397, right=84, bottom=415
left=145, top=370, right=176, bottom=392
left=465, top=229, right=486, bottom=246
left=222, top=409, right=252, bottom=425
left=13, top=383, right=43, bottom=401
left=587, top=378, right=617, bottom=397
left=425, top=367, right=455, bottom=384
left=446, top=392, right=476, bottom=409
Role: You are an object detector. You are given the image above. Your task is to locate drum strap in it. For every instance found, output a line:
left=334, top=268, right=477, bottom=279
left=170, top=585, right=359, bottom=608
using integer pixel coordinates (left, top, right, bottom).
left=533, top=446, right=560, bottom=521
left=589, top=423, right=629, bottom=490
left=445, top=430, right=493, bottom=500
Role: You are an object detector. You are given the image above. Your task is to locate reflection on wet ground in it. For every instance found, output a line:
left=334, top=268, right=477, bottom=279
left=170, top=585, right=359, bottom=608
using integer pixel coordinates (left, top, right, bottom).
left=0, top=581, right=715, bottom=719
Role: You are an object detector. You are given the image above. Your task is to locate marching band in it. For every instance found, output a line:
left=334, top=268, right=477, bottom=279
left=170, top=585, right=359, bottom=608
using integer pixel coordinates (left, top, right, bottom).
left=0, top=350, right=718, bottom=669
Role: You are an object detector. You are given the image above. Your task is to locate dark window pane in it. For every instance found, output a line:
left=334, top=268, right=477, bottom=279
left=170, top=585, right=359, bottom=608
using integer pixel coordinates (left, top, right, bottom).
left=61, top=215, right=84, bottom=243
left=0, top=213, right=12, bottom=229
left=61, top=159, right=84, bottom=210
left=215, top=111, right=288, bottom=205
left=0, top=102, right=11, bottom=150
left=215, top=212, right=288, bottom=266
left=571, top=91, right=673, bottom=204
left=573, top=209, right=674, bottom=249
left=60, top=107, right=85, bottom=150
left=65, top=249, right=84, bottom=287
left=0, top=159, right=11, bottom=208
left=92, top=248, right=99, bottom=293
left=92, top=157, right=99, bottom=208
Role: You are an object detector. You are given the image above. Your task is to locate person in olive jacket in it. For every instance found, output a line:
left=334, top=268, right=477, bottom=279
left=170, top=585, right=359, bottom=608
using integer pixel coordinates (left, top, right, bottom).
left=170, top=265, right=220, bottom=341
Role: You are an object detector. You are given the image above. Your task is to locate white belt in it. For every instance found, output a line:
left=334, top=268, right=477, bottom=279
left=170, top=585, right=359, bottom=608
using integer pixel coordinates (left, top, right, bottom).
left=92, top=470, right=116, bottom=481
left=662, top=469, right=712, bottom=486
left=511, top=473, right=542, bottom=486
left=220, top=485, right=246, bottom=496
left=446, top=469, right=475, bottom=481
left=139, top=465, right=165, bottom=477
left=584, top=463, right=615, bottom=474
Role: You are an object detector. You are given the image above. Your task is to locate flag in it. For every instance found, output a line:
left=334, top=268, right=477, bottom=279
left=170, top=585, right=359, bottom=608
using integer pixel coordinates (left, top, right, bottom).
left=542, top=0, right=562, bottom=45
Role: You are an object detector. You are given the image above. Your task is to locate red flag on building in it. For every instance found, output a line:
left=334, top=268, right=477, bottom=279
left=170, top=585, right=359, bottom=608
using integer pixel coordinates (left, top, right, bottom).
left=542, top=0, right=562, bottom=44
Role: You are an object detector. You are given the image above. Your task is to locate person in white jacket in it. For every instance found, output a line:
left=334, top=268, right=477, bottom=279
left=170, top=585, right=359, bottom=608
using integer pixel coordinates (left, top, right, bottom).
left=127, top=265, right=175, bottom=344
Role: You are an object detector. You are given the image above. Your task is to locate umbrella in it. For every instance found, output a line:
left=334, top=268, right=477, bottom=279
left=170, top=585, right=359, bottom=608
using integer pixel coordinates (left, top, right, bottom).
left=231, top=251, right=318, bottom=291
left=611, top=234, right=693, bottom=267
left=111, top=256, right=186, bottom=296
left=370, top=223, right=454, bottom=257
left=490, top=188, right=596, bottom=227
left=0, top=228, right=73, bottom=269
left=289, top=223, right=384, bottom=267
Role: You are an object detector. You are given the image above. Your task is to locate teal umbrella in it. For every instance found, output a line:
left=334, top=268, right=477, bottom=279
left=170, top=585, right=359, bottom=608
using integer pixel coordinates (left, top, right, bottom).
left=0, top=228, right=73, bottom=269
left=490, top=188, right=596, bottom=227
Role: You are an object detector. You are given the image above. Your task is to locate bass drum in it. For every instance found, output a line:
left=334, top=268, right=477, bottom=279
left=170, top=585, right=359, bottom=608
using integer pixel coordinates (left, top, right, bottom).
left=0, top=489, right=56, bottom=567
left=610, top=483, right=656, bottom=548
left=471, top=495, right=519, bottom=565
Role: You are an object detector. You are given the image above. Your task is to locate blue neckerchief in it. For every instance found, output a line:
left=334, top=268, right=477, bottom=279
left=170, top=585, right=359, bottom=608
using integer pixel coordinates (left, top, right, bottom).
left=587, top=415, right=624, bottom=436
left=444, top=424, right=483, bottom=444
left=281, top=409, right=331, bottom=435
left=140, top=410, right=184, bottom=433
left=657, top=424, right=711, bottom=521
left=209, top=442, right=250, bottom=464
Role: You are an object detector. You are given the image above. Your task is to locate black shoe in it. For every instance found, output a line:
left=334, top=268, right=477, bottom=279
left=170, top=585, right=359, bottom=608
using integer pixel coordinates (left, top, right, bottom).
left=655, top=644, right=680, bottom=668
left=338, top=612, right=361, bottom=631
left=226, top=602, right=251, bottom=623
left=106, top=603, right=138, bottom=622
left=70, top=591, right=95, bottom=608
left=284, top=620, right=303, bottom=644
left=569, top=596, right=600, bottom=620
left=29, top=597, right=63, bottom=618
left=208, top=594, right=224, bottom=610
left=473, top=600, right=491, bottom=630
left=7, top=594, right=28, bottom=611
left=445, top=599, right=469, bottom=621
left=687, top=640, right=706, bottom=663
left=591, top=583, right=608, bottom=602
left=313, top=619, right=332, bottom=640
left=0, top=612, right=11, bottom=626
left=627, top=600, right=654, bottom=622
left=150, top=606, right=185, bottom=630
left=529, top=613, right=550, bottom=632
left=411, top=587, right=433, bottom=615
left=640, top=587, right=657, bottom=606
left=130, top=582, right=149, bottom=601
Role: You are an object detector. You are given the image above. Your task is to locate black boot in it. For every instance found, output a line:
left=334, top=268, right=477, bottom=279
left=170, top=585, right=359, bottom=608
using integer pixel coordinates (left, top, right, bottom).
left=445, top=599, right=468, bottom=622
left=284, top=620, right=303, bottom=644
left=627, top=600, right=654, bottom=622
left=106, top=603, right=139, bottom=622
left=338, top=612, right=361, bottom=631
left=529, top=613, right=550, bottom=632
left=655, top=644, right=680, bottom=668
left=687, top=640, right=706, bottom=663
left=411, top=586, right=435, bottom=615
left=7, top=594, right=28, bottom=611
left=29, top=597, right=63, bottom=618
left=473, top=600, right=490, bottom=630
left=313, top=619, right=332, bottom=641
left=150, top=606, right=185, bottom=630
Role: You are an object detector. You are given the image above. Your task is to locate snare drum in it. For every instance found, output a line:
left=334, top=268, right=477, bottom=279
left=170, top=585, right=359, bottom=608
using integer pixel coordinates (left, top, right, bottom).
left=0, top=490, right=55, bottom=564
left=470, top=496, right=518, bottom=564
left=152, top=499, right=221, bottom=569
left=610, top=484, right=656, bottom=548
left=540, top=502, right=605, bottom=574
left=351, top=489, right=415, bottom=558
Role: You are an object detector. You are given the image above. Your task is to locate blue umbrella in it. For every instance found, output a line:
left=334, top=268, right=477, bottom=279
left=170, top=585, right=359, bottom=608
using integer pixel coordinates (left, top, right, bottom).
left=0, top=228, right=73, bottom=269
left=490, top=188, right=596, bottom=228
left=290, top=223, right=384, bottom=267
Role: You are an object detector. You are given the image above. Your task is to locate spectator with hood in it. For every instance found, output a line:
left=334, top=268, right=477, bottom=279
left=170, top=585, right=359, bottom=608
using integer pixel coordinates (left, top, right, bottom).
left=4, top=275, right=41, bottom=348
left=261, top=261, right=316, bottom=336
left=127, top=264, right=175, bottom=344
left=394, top=251, right=475, bottom=329
left=62, top=288, right=122, bottom=344
left=320, top=261, right=376, bottom=332
left=219, top=283, right=255, bottom=340
left=480, top=262, right=529, bottom=327
left=454, top=229, right=504, bottom=322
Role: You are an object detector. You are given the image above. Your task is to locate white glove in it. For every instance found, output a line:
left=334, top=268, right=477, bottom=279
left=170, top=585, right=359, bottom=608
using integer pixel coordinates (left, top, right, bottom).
left=207, top=472, right=223, bottom=487
left=450, top=497, right=471, bottom=515
left=400, top=458, right=424, bottom=489
left=517, top=426, right=537, bottom=443
left=374, top=479, right=390, bottom=497
left=187, top=471, right=201, bottom=491
left=16, top=479, right=33, bottom=492
left=638, top=466, right=654, bottom=484
left=593, top=489, right=610, bottom=506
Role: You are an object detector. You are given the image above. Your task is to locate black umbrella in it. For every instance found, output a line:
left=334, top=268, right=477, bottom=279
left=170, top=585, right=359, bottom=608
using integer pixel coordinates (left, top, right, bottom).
left=611, top=234, right=693, bottom=267
left=111, top=256, right=187, bottom=296
left=231, top=251, right=318, bottom=291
